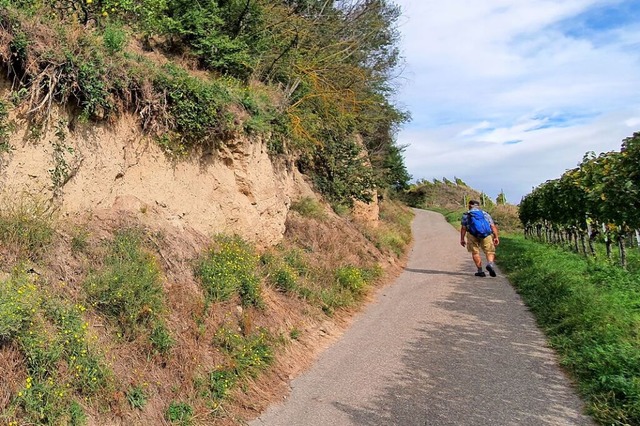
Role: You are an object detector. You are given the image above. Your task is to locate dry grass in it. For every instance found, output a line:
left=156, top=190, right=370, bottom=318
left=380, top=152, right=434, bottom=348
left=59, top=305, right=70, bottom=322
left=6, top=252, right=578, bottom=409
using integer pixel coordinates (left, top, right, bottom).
left=0, top=195, right=406, bottom=425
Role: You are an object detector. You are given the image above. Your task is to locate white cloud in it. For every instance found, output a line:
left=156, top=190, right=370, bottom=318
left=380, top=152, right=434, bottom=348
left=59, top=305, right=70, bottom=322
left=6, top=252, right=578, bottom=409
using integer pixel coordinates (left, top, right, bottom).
left=393, top=0, right=640, bottom=202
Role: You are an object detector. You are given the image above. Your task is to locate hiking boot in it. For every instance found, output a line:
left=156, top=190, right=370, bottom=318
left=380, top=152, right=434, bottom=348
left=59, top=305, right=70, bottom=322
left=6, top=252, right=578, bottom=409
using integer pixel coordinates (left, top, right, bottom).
left=486, top=265, right=497, bottom=277
left=474, top=271, right=486, bottom=277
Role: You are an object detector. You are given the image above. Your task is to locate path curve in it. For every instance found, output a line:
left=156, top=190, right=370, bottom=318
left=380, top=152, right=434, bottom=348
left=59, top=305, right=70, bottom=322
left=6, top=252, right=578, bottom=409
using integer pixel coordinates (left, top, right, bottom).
left=250, top=209, right=594, bottom=426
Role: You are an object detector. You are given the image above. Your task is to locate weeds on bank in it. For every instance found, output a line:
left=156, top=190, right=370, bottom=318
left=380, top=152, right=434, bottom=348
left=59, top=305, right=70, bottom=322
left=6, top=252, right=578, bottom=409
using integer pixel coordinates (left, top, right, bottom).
left=497, top=236, right=640, bottom=425
left=84, top=230, right=173, bottom=354
left=361, top=200, right=413, bottom=257
left=0, top=269, right=111, bottom=425
left=0, top=99, right=14, bottom=153
left=166, top=401, right=194, bottom=425
left=126, top=385, right=147, bottom=409
left=0, top=197, right=55, bottom=260
left=261, top=247, right=381, bottom=315
left=290, top=197, right=327, bottom=221
left=196, top=325, right=273, bottom=410
left=195, top=235, right=263, bottom=308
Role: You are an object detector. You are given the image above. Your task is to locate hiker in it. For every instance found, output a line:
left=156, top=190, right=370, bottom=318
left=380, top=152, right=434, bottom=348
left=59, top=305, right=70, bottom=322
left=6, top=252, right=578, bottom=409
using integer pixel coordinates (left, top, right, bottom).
left=460, top=200, right=500, bottom=277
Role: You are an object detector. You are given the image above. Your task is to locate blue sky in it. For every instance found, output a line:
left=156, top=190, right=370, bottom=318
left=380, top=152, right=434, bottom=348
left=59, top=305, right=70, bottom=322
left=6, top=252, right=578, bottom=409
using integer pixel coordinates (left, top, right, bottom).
left=393, top=0, right=640, bottom=204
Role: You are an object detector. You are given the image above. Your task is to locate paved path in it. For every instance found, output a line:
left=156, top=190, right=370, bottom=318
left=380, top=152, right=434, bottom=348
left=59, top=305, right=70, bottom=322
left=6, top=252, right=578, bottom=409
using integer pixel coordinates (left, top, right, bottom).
left=250, top=209, right=594, bottom=426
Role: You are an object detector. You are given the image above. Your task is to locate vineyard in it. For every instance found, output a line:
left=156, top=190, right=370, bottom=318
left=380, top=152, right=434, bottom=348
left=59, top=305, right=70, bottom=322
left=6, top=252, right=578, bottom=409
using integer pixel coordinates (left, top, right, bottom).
left=519, top=132, right=640, bottom=267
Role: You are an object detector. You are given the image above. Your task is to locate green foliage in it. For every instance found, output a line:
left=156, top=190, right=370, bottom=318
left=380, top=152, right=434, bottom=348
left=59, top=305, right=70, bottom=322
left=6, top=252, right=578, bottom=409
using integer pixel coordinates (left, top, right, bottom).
left=153, top=65, right=234, bottom=147
left=304, top=137, right=376, bottom=207
left=498, top=236, right=640, bottom=424
left=1, top=0, right=410, bottom=198
left=49, top=120, right=75, bottom=195
left=68, top=400, right=87, bottom=425
left=195, top=235, right=263, bottom=307
left=161, top=0, right=258, bottom=79
left=103, top=23, right=129, bottom=54
left=0, top=196, right=55, bottom=260
left=197, top=326, right=273, bottom=406
left=335, top=266, right=366, bottom=295
left=126, top=385, right=148, bottom=409
left=319, top=265, right=379, bottom=315
left=166, top=401, right=193, bottom=424
left=261, top=251, right=304, bottom=295
left=290, top=197, right=326, bottom=220
left=362, top=199, right=413, bottom=257
left=0, top=271, right=39, bottom=341
left=289, top=327, right=301, bottom=340
left=0, top=271, right=110, bottom=425
left=84, top=230, right=168, bottom=341
left=149, top=323, right=174, bottom=355
left=496, top=190, right=507, bottom=205
left=520, top=131, right=640, bottom=235
left=213, top=326, right=274, bottom=378
left=271, top=265, right=298, bottom=293
left=0, top=99, right=14, bottom=153
left=206, top=368, right=237, bottom=401
left=43, top=300, right=109, bottom=394
left=70, top=228, right=89, bottom=254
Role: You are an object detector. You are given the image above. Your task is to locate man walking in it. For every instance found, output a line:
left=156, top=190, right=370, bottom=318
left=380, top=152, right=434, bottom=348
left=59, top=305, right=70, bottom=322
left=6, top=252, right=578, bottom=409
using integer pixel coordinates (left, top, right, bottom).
left=460, top=200, right=500, bottom=277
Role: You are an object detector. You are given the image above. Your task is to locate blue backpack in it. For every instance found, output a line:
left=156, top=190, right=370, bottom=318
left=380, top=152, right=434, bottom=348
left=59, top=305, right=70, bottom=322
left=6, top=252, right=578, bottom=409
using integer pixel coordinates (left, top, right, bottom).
left=467, top=210, right=492, bottom=238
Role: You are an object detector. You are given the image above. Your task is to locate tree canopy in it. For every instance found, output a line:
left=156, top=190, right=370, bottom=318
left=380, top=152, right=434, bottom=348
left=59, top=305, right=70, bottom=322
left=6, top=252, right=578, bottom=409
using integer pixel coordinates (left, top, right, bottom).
left=0, top=0, right=410, bottom=205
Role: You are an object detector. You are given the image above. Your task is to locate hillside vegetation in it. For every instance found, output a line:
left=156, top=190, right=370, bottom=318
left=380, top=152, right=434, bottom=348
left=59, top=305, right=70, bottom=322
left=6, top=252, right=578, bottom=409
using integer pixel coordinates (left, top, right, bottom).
left=0, top=192, right=413, bottom=425
left=0, top=1, right=416, bottom=425
left=0, top=0, right=410, bottom=207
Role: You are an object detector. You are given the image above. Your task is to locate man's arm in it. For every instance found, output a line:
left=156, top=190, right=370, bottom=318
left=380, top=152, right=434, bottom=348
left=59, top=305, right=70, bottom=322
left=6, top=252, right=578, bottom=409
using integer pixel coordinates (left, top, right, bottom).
left=491, top=223, right=500, bottom=246
left=460, top=226, right=467, bottom=247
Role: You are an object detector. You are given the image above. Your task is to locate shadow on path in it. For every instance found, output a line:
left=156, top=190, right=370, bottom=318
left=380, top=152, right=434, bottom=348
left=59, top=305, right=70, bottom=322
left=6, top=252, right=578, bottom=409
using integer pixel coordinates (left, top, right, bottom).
left=404, top=268, right=470, bottom=277
left=332, top=275, right=593, bottom=426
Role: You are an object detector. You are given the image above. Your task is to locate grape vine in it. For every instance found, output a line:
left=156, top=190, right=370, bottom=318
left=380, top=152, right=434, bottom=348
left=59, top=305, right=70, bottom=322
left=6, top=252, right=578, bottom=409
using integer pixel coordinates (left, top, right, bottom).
left=519, top=132, right=640, bottom=266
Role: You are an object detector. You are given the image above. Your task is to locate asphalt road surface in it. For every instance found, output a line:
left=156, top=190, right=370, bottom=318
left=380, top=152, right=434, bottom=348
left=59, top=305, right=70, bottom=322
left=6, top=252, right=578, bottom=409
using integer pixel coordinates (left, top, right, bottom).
left=250, top=209, right=594, bottom=426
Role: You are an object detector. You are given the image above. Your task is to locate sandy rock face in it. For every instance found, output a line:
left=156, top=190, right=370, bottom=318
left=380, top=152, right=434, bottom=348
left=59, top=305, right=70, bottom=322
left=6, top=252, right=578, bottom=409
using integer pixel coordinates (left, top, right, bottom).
left=0, top=112, right=314, bottom=248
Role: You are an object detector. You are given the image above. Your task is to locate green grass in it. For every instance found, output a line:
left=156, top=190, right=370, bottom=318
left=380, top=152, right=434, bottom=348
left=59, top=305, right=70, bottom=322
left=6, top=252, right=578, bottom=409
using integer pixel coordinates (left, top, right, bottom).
left=497, top=235, right=640, bottom=425
left=166, top=401, right=193, bottom=425
left=195, top=326, right=274, bottom=408
left=126, top=385, right=148, bottom=409
left=84, top=230, right=171, bottom=353
left=290, top=197, right=327, bottom=221
left=195, top=235, right=263, bottom=308
left=0, top=270, right=39, bottom=340
left=0, top=269, right=111, bottom=426
left=0, top=197, right=55, bottom=260
left=361, top=200, right=413, bottom=258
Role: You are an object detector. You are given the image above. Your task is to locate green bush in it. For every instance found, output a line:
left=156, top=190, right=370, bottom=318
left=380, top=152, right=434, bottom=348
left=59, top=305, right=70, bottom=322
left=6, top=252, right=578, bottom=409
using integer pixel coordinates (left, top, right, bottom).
left=84, top=230, right=166, bottom=339
left=290, top=197, right=326, bottom=220
left=335, top=266, right=366, bottom=295
left=149, top=323, right=174, bottom=355
left=44, top=300, right=109, bottom=394
left=153, top=65, right=235, bottom=146
left=213, top=326, right=273, bottom=378
left=126, top=385, right=148, bottom=409
left=0, top=272, right=39, bottom=341
left=271, top=266, right=298, bottom=293
left=0, top=197, right=55, bottom=259
left=103, top=24, right=128, bottom=54
left=2, top=289, right=110, bottom=425
left=166, top=401, right=193, bottom=425
left=207, top=369, right=236, bottom=400
left=195, top=235, right=263, bottom=307
left=0, top=99, right=13, bottom=153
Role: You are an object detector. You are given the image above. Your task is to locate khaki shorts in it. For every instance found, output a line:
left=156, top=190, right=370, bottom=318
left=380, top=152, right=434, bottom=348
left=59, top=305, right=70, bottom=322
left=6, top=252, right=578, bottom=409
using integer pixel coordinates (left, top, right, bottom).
left=466, top=234, right=495, bottom=255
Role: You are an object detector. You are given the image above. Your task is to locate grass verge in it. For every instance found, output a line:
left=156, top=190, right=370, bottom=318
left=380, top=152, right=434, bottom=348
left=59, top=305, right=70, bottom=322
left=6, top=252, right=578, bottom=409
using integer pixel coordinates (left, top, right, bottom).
left=497, top=235, right=640, bottom=425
